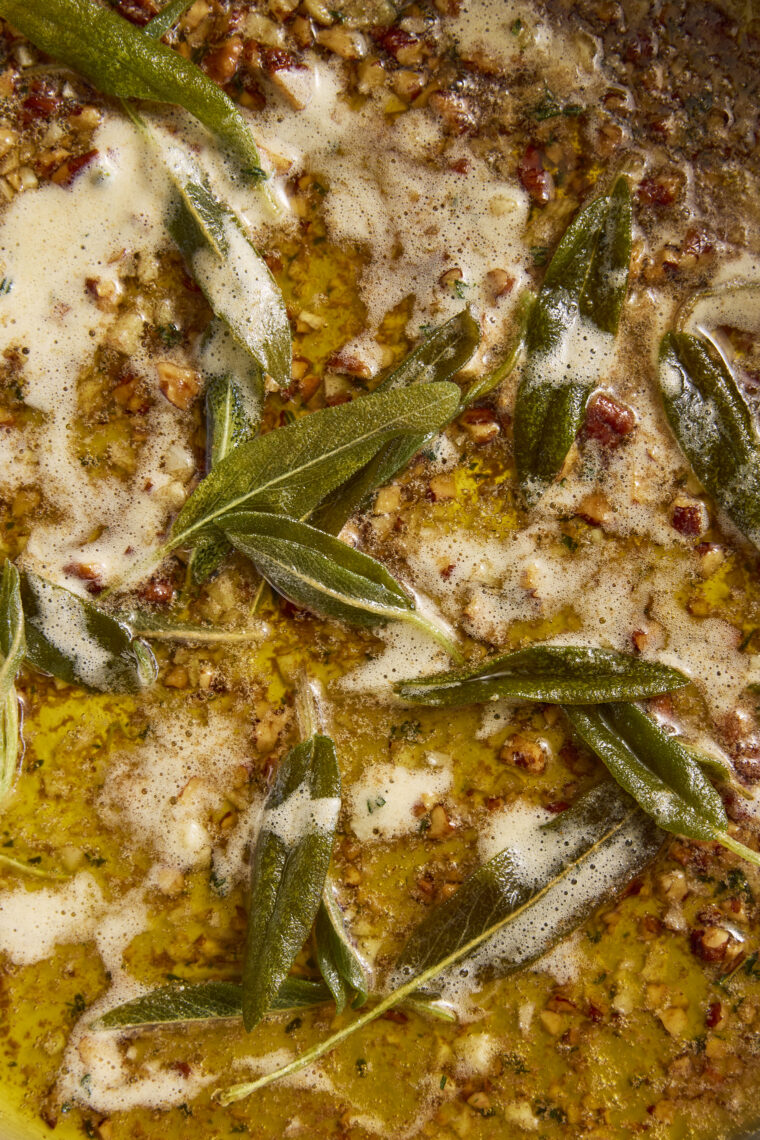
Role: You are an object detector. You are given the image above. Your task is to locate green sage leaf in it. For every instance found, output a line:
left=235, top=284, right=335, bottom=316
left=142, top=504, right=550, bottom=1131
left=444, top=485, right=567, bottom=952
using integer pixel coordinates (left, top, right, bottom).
left=395, top=781, right=661, bottom=986
left=0, top=0, right=265, bottom=183
left=564, top=704, right=760, bottom=867
left=121, top=608, right=261, bottom=644
left=219, top=781, right=661, bottom=1104
left=394, top=645, right=688, bottom=707
left=20, top=569, right=157, bottom=693
left=243, top=733, right=340, bottom=1031
left=168, top=381, right=461, bottom=553
left=0, top=561, right=24, bottom=803
left=514, top=177, right=632, bottom=499
left=659, top=330, right=760, bottom=549
left=143, top=0, right=194, bottom=39
left=315, top=885, right=368, bottom=1013
left=98, top=977, right=331, bottom=1030
left=312, top=311, right=480, bottom=535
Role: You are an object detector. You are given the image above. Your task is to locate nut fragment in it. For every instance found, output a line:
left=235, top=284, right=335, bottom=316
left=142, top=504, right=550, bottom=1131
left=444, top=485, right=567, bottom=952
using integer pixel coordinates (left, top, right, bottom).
left=429, top=474, right=456, bottom=501
left=460, top=407, right=500, bottom=445
left=671, top=498, right=709, bottom=537
left=500, top=734, right=547, bottom=773
left=428, top=803, right=453, bottom=839
left=157, top=362, right=201, bottom=410
left=690, top=925, right=730, bottom=961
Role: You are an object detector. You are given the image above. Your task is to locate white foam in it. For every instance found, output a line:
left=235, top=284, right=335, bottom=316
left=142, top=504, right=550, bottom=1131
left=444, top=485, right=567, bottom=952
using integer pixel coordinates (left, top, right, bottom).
left=348, top=759, right=452, bottom=842
left=0, top=873, right=104, bottom=964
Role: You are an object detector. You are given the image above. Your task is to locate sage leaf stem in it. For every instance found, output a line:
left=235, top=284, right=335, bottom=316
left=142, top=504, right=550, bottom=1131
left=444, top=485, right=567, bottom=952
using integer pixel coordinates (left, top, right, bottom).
left=0, top=562, right=25, bottom=803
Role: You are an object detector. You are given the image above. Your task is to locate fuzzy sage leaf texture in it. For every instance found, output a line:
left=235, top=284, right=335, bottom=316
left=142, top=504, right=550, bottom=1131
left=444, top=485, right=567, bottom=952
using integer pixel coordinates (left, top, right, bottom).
left=394, top=645, right=688, bottom=707
left=564, top=703, right=760, bottom=867
left=395, top=781, right=661, bottom=988
left=0, top=562, right=25, bottom=803
left=513, top=176, right=632, bottom=500
left=167, top=381, right=461, bottom=553
left=0, top=0, right=265, bottom=183
left=315, top=886, right=368, bottom=1013
left=97, top=977, right=331, bottom=1030
left=312, top=311, right=480, bottom=535
left=243, top=733, right=340, bottom=1031
left=220, top=781, right=661, bottom=1105
left=659, top=330, right=760, bottom=550
left=20, top=570, right=157, bottom=693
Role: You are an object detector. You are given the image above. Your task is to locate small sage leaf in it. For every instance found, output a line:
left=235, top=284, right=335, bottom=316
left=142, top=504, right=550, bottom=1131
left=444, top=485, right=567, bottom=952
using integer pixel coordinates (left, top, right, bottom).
left=313, top=311, right=480, bottom=535
left=143, top=0, right=194, bottom=39
left=20, top=569, right=157, bottom=693
left=0, top=562, right=24, bottom=802
left=659, top=330, right=760, bottom=549
left=394, top=645, right=688, bottom=707
left=97, top=977, right=330, bottom=1029
left=223, top=512, right=414, bottom=628
left=315, top=885, right=368, bottom=1013
left=243, top=733, right=340, bottom=1031
left=0, top=0, right=267, bottom=184
left=514, top=177, right=632, bottom=499
left=564, top=704, right=760, bottom=867
left=168, top=381, right=461, bottom=553
left=395, top=781, right=661, bottom=988
left=121, top=609, right=261, bottom=644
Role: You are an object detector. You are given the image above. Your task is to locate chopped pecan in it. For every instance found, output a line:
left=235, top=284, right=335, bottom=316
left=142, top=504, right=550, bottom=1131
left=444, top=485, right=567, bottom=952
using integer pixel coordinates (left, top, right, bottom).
left=583, top=392, right=635, bottom=447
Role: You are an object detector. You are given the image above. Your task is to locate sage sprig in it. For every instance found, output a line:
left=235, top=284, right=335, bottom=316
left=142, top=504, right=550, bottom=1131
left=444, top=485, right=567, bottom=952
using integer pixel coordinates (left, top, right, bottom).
left=219, top=781, right=660, bottom=1105
left=223, top=512, right=462, bottom=660
left=98, top=977, right=331, bottom=1030
left=243, top=733, right=340, bottom=1031
left=514, top=176, right=632, bottom=500
left=164, top=381, right=461, bottom=556
left=394, top=645, right=688, bottom=707
left=0, top=562, right=25, bottom=803
left=564, top=703, right=760, bottom=867
left=315, top=885, right=368, bottom=1013
left=659, top=330, right=760, bottom=549
left=312, top=310, right=480, bottom=535
left=0, top=0, right=267, bottom=185
left=20, top=569, right=157, bottom=693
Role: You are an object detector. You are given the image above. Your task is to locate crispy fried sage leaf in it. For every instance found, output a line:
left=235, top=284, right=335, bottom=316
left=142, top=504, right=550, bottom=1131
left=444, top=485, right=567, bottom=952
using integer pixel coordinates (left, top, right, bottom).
left=167, top=381, right=460, bottom=554
left=312, top=311, right=480, bottom=535
left=395, top=781, right=660, bottom=986
left=394, top=645, right=688, bottom=707
left=98, top=977, right=331, bottom=1030
left=564, top=704, right=760, bottom=866
left=0, top=0, right=265, bottom=183
left=659, top=330, right=760, bottom=549
left=20, top=570, right=157, bottom=693
left=315, top=886, right=368, bottom=1013
left=220, top=781, right=661, bottom=1104
left=514, top=177, right=632, bottom=500
left=143, top=0, right=194, bottom=39
left=0, top=562, right=25, bottom=803
left=243, top=733, right=340, bottom=1031
left=122, top=609, right=262, bottom=644
left=190, top=321, right=265, bottom=584
left=131, top=120, right=290, bottom=388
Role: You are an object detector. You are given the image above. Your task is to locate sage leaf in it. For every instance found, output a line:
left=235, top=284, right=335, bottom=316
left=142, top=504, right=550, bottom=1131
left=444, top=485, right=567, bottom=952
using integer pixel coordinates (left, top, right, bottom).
left=167, top=381, right=461, bottom=553
left=121, top=609, right=262, bottom=644
left=0, top=0, right=266, bottom=184
left=143, top=0, right=194, bottom=39
left=315, top=885, right=368, bottom=1013
left=190, top=321, right=265, bottom=584
left=136, top=121, right=290, bottom=388
left=20, top=569, right=157, bottom=693
left=395, top=781, right=660, bottom=986
left=659, top=330, right=760, bottom=549
left=243, top=733, right=340, bottom=1031
left=0, top=562, right=24, bottom=802
left=394, top=645, right=688, bottom=707
left=219, top=781, right=661, bottom=1105
left=462, top=288, right=535, bottom=406
left=98, top=977, right=331, bottom=1030
left=312, top=311, right=480, bottom=535
left=564, top=704, right=760, bottom=867
left=514, top=176, right=632, bottom=500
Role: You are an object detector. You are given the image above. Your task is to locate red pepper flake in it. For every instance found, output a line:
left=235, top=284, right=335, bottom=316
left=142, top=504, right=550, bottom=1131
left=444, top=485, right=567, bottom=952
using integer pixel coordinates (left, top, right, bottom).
left=544, top=800, right=570, bottom=814
left=381, top=1009, right=409, bottom=1024
left=517, top=145, right=554, bottom=205
left=51, top=149, right=99, bottom=187
left=20, top=91, right=62, bottom=125
left=706, top=1001, right=723, bottom=1028
left=371, top=25, right=417, bottom=58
